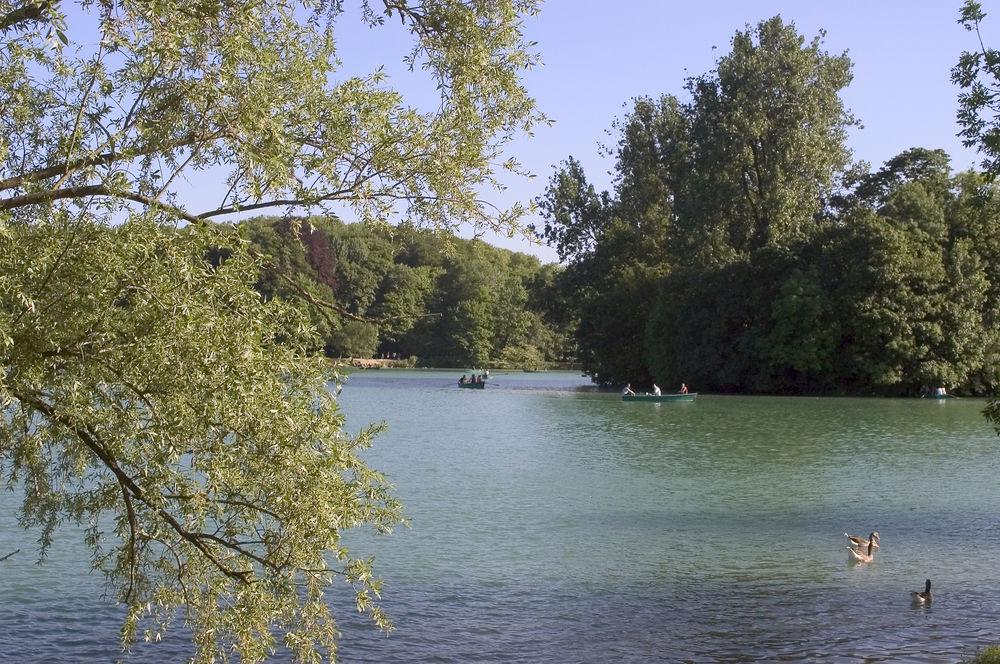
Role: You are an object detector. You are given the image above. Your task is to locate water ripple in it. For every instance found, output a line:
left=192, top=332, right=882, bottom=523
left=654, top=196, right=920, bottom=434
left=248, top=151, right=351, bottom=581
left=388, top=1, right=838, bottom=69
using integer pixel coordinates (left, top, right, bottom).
left=2, top=373, right=999, bottom=662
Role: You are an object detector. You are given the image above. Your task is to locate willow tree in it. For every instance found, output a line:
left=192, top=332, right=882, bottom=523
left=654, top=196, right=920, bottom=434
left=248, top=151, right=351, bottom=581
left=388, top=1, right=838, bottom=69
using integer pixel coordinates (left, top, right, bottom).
left=0, top=0, right=541, bottom=661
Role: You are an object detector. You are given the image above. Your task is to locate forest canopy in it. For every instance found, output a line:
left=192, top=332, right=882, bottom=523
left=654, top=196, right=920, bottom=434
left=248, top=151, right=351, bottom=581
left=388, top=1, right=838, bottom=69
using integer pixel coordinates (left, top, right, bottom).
left=241, top=215, right=574, bottom=368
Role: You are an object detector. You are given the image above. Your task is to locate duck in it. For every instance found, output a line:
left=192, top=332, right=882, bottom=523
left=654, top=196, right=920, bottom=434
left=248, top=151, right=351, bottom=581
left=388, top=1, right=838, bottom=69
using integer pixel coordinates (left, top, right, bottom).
left=911, top=579, right=932, bottom=604
left=846, top=534, right=877, bottom=563
left=845, top=531, right=880, bottom=551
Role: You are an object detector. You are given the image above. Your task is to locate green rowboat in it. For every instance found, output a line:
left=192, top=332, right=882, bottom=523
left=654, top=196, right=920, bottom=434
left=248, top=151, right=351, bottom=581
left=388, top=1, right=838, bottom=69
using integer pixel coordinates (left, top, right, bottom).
left=622, top=392, right=696, bottom=402
left=458, top=381, right=486, bottom=389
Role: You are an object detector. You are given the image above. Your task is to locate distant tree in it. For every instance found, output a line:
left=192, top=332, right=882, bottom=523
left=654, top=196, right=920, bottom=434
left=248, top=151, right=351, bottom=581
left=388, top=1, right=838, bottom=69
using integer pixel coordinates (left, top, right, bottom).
left=538, top=18, right=857, bottom=386
left=579, top=261, right=664, bottom=385
left=243, top=216, right=344, bottom=354
left=846, top=148, right=953, bottom=210
left=536, top=97, right=676, bottom=385
left=329, top=227, right=395, bottom=316
left=524, top=263, right=577, bottom=361
left=647, top=141, right=1000, bottom=397
left=671, top=16, right=857, bottom=264
left=497, top=341, right=545, bottom=369
left=329, top=320, right=380, bottom=358
left=534, top=157, right=611, bottom=264
left=371, top=264, right=438, bottom=345
left=541, top=18, right=857, bottom=387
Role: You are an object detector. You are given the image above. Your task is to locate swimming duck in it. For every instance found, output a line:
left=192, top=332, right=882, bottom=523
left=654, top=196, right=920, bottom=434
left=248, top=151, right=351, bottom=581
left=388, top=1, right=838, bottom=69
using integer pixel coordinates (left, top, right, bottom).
left=911, top=579, right=932, bottom=604
left=846, top=534, right=876, bottom=563
left=845, top=531, right=880, bottom=550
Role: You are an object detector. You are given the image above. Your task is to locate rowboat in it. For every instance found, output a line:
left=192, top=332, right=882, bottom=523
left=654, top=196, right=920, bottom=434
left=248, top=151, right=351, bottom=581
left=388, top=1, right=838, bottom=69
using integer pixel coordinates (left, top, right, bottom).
left=622, top=393, right=696, bottom=402
left=458, top=381, right=485, bottom=389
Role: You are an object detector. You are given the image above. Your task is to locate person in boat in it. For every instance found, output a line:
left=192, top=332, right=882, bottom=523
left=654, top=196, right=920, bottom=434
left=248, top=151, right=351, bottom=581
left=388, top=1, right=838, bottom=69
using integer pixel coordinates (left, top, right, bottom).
left=935, top=386, right=947, bottom=397
left=679, top=383, right=688, bottom=394
left=459, top=375, right=468, bottom=385
left=652, top=383, right=662, bottom=396
left=622, top=383, right=635, bottom=396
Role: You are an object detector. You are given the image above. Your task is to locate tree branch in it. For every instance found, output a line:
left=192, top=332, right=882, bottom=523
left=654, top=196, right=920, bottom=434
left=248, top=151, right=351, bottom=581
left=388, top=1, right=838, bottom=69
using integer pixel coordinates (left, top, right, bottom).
left=196, top=197, right=313, bottom=220
left=16, top=392, right=253, bottom=584
left=163, top=493, right=280, bottom=520
left=54, top=38, right=108, bottom=193
left=0, top=1, right=55, bottom=33
left=0, top=183, right=204, bottom=224
left=119, top=478, right=140, bottom=602
left=260, top=256, right=377, bottom=324
left=0, top=133, right=219, bottom=193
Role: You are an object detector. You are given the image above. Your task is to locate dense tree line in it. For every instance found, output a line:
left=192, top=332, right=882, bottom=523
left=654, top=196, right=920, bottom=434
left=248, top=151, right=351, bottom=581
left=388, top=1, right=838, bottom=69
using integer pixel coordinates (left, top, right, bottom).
left=242, top=216, right=574, bottom=368
left=539, top=16, right=1000, bottom=396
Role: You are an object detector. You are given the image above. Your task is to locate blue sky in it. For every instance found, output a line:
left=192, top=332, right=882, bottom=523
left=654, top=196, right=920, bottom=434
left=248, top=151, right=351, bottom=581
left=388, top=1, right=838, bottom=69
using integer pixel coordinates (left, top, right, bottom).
left=400, top=0, right=986, bottom=262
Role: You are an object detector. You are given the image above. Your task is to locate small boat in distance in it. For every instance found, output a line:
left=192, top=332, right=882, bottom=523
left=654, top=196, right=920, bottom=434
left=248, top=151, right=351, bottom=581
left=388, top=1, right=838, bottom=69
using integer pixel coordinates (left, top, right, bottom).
left=622, top=393, right=697, bottom=402
left=458, top=372, right=488, bottom=389
left=458, top=381, right=486, bottom=390
left=920, top=386, right=955, bottom=399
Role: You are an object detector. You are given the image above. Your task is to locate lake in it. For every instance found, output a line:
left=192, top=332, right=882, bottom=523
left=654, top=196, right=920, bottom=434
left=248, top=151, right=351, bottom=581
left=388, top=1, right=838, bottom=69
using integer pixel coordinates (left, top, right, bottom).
left=2, top=370, right=999, bottom=662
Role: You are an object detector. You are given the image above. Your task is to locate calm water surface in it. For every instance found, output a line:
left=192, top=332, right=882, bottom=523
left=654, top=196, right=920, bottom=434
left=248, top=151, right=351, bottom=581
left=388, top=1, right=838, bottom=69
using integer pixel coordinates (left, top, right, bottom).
left=2, top=370, right=999, bottom=662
